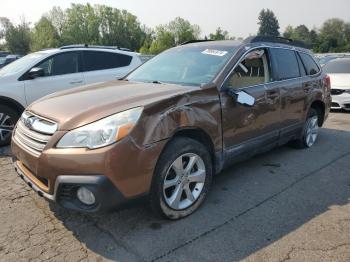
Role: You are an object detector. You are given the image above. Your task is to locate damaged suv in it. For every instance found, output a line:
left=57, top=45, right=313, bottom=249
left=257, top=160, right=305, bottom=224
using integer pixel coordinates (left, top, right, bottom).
left=12, top=37, right=331, bottom=219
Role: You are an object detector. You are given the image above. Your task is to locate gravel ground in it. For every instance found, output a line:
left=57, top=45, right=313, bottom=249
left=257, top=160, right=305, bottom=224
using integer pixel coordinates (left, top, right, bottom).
left=0, top=112, right=349, bottom=262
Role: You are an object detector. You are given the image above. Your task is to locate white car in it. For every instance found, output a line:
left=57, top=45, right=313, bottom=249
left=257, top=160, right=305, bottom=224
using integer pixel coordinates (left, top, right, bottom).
left=0, top=45, right=144, bottom=145
left=323, top=58, right=350, bottom=111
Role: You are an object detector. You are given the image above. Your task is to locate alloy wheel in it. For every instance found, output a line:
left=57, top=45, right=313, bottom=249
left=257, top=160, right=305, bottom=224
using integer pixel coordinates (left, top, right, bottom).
left=0, top=113, right=15, bottom=143
left=305, top=115, right=319, bottom=147
left=163, top=153, right=206, bottom=210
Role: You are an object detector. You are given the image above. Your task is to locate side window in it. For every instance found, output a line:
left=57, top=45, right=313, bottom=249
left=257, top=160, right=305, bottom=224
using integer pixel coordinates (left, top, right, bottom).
left=83, top=51, right=132, bottom=72
left=36, top=52, right=80, bottom=77
left=224, top=49, right=270, bottom=89
left=296, top=53, right=306, bottom=76
left=299, top=52, right=320, bottom=75
left=270, top=48, right=300, bottom=80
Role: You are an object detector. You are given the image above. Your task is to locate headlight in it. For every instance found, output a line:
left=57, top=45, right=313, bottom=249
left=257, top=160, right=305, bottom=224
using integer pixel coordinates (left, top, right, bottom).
left=57, top=107, right=143, bottom=149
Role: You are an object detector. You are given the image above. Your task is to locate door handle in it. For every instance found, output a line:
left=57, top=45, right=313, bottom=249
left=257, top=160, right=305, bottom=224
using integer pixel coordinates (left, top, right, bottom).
left=70, top=80, right=83, bottom=85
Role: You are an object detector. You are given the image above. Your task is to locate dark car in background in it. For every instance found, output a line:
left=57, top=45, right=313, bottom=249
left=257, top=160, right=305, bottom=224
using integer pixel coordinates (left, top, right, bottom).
left=0, top=54, right=22, bottom=69
left=0, top=51, right=10, bottom=57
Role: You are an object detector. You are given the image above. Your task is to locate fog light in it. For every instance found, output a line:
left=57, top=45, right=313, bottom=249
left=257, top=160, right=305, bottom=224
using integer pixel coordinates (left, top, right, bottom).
left=77, top=187, right=96, bottom=205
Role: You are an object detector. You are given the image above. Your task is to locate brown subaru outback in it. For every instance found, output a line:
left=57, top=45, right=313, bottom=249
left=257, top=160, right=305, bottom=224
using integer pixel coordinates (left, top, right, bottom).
left=11, top=37, right=331, bottom=219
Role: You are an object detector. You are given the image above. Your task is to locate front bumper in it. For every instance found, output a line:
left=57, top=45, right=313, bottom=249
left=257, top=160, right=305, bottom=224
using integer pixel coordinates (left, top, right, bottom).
left=11, top=134, right=167, bottom=212
left=13, top=160, right=127, bottom=212
left=331, top=92, right=350, bottom=110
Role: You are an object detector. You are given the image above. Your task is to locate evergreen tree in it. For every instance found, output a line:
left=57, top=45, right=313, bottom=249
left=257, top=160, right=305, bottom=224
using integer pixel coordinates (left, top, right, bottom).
left=257, top=9, right=280, bottom=37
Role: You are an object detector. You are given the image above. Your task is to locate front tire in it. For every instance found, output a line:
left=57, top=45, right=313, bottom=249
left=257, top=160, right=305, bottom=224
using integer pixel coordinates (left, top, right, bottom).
left=0, top=105, right=19, bottom=146
left=150, top=137, right=213, bottom=220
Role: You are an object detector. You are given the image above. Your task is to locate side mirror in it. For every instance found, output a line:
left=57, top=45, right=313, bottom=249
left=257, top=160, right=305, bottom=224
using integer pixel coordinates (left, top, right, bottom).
left=226, top=89, right=255, bottom=106
left=28, top=67, right=44, bottom=79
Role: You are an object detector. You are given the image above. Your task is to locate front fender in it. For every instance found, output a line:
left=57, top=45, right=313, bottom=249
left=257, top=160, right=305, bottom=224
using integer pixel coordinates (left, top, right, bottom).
left=131, top=87, right=223, bottom=152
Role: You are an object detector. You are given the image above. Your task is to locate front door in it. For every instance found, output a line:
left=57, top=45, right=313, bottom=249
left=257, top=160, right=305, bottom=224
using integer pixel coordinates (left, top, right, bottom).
left=220, top=48, right=280, bottom=161
left=24, top=51, right=85, bottom=105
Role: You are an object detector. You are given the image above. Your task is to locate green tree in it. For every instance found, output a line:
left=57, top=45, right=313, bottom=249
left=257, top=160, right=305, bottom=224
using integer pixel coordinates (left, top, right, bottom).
left=283, top=25, right=294, bottom=39
left=31, top=17, right=59, bottom=51
left=283, top=24, right=318, bottom=47
left=142, top=17, right=201, bottom=54
left=96, top=5, right=146, bottom=51
left=294, top=25, right=310, bottom=41
left=0, top=17, right=11, bottom=41
left=46, top=7, right=66, bottom=37
left=139, top=26, right=154, bottom=53
left=148, top=25, right=175, bottom=54
left=5, top=19, right=31, bottom=54
left=168, top=17, right=200, bottom=45
left=257, top=9, right=280, bottom=37
left=317, top=18, right=350, bottom=52
left=61, top=3, right=100, bottom=45
left=209, top=27, right=229, bottom=40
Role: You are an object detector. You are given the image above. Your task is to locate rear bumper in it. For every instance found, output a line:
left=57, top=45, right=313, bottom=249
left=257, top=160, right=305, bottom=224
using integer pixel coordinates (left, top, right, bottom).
left=13, top=160, right=128, bottom=212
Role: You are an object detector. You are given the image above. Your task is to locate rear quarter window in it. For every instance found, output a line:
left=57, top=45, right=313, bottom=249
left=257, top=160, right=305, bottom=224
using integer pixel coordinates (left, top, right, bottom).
left=270, top=48, right=300, bottom=81
left=83, top=51, right=132, bottom=72
left=299, top=52, right=320, bottom=75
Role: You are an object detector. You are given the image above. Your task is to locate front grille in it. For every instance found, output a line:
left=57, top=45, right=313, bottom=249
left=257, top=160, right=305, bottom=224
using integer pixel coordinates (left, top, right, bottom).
left=331, top=89, right=345, bottom=95
left=13, top=112, right=57, bottom=157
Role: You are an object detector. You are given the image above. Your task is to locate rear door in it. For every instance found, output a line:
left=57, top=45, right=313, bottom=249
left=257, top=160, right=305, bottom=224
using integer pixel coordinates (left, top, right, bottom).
left=298, top=52, right=322, bottom=94
left=220, top=48, right=281, bottom=161
left=24, top=51, right=85, bottom=105
left=268, top=48, right=306, bottom=140
left=82, top=51, right=134, bottom=84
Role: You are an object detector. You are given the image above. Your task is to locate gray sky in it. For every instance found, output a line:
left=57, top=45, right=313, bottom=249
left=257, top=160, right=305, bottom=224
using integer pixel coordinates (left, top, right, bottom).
left=1, top=0, right=349, bottom=37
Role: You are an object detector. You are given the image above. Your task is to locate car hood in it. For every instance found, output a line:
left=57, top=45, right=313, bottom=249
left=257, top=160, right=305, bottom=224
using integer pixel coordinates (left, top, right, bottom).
left=328, top=73, right=350, bottom=89
left=0, top=73, right=17, bottom=83
left=28, top=80, right=197, bottom=130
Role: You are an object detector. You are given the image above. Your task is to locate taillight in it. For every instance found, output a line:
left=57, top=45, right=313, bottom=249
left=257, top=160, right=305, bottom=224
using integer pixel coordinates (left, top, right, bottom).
left=325, top=75, right=331, bottom=89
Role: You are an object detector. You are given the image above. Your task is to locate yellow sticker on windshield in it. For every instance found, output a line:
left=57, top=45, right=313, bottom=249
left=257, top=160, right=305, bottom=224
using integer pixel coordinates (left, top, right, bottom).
left=202, top=49, right=228, bottom=56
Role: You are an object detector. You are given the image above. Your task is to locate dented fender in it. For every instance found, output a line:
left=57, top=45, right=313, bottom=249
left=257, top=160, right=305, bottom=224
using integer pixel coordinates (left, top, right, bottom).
left=131, top=86, right=223, bottom=152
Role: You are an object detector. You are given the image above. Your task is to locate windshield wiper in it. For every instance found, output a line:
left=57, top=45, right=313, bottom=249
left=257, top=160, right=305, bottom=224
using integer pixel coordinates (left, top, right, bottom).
left=151, top=80, right=166, bottom=85
left=118, top=77, right=128, bottom=81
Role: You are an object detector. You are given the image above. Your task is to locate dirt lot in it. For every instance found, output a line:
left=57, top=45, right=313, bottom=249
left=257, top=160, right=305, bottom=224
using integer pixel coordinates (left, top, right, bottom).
left=0, top=112, right=349, bottom=262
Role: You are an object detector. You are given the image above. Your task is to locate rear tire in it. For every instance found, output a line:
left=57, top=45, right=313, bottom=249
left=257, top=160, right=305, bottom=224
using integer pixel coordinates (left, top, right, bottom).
left=0, top=105, right=19, bottom=146
left=292, top=108, right=319, bottom=149
left=150, top=137, right=213, bottom=220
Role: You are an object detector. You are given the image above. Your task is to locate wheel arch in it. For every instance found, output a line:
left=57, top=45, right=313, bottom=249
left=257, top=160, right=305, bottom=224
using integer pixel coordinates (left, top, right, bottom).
left=309, top=100, right=326, bottom=126
left=160, top=127, right=217, bottom=174
left=0, top=96, right=25, bottom=115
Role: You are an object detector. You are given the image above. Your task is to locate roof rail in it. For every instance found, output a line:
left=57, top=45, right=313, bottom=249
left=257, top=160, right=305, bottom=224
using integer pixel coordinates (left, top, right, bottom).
left=244, top=36, right=309, bottom=49
left=59, top=44, right=133, bottom=52
left=180, top=39, right=213, bottom=45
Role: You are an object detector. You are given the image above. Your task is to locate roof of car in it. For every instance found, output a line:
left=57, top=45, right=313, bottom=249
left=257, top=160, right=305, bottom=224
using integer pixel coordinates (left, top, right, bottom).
left=37, top=46, right=138, bottom=57
left=327, top=57, right=350, bottom=63
left=180, top=37, right=311, bottom=53
left=177, top=40, right=244, bottom=52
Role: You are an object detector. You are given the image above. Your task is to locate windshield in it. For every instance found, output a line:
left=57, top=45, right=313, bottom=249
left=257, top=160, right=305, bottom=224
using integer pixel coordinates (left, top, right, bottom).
left=127, top=46, right=236, bottom=86
left=0, top=52, right=47, bottom=76
left=0, top=57, right=6, bottom=65
left=323, top=59, right=350, bottom=74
